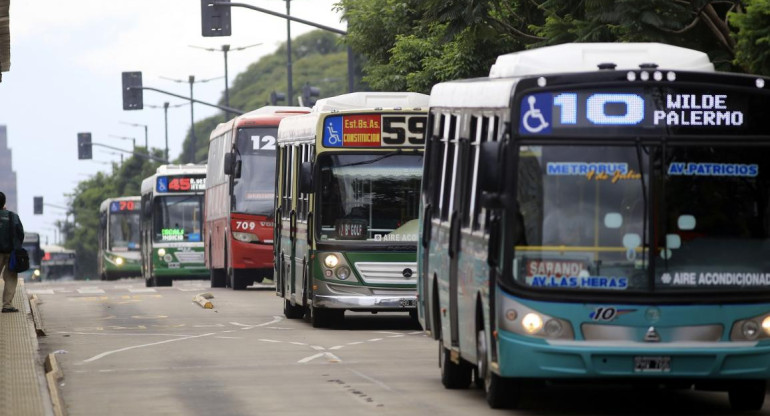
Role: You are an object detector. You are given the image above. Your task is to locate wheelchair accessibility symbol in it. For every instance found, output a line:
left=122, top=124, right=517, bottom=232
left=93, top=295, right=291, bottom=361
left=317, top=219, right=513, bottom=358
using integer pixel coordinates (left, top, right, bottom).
left=323, top=116, right=344, bottom=147
left=519, top=93, right=552, bottom=135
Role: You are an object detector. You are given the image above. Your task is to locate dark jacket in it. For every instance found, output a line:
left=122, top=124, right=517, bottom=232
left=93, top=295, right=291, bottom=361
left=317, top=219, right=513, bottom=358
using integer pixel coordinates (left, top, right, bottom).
left=0, top=209, right=24, bottom=253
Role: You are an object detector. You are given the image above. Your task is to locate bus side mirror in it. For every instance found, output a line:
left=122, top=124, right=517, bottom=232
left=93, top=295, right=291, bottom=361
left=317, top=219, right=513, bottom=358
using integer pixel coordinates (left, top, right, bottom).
left=299, top=162, right=314, bottom=193
left=224, top=153, right=236, bottom=175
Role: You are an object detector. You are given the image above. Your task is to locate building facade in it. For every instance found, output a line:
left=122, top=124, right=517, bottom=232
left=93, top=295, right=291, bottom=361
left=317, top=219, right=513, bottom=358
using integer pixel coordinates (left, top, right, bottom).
left=0, top=125, right=17, bottom=211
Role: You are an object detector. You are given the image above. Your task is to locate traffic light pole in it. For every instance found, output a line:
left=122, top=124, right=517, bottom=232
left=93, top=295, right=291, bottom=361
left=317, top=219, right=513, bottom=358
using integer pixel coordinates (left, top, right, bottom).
left=127, top=86, right=244, bottom=115
left=208, top=1, right=354, bottom=93
left=88, top=142, right=169, bottom=164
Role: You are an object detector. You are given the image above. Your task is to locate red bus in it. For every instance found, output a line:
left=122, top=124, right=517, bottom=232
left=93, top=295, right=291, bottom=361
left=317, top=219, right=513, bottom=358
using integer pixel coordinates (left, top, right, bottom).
left=205, top=106, right=310, bottom=289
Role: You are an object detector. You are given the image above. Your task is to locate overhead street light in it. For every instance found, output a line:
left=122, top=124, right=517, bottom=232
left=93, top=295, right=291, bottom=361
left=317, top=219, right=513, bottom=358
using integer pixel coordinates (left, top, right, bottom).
left=147, top=102, right=187, bottom=163
left=109, top=134, right=136, bottom=150
left=119, top=121, right=149, bottom=151
left=160, top=75, right=224, bottom=163
left=190, top=43, right=262, bottom=119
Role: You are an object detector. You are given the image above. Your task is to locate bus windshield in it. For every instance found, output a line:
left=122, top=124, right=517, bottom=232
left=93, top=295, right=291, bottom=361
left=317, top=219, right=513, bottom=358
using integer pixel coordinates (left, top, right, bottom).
left=317, top=153, right=422, bottom=243
left=513, top=143, right=770, bottom=294
left=109, top=211, right=141, bottom=251
left=513, top=145, right=649, bottom=291
left=232, top=127, right=277, bottom=216
left=152, top=195, right=203, bottom=243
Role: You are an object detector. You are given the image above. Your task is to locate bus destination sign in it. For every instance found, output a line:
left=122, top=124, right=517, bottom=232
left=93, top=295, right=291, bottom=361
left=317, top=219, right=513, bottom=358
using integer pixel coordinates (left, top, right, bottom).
left=517, top=87, right=763, bottom=137
left=323, top=114, right=426, bottom=148
left=156, top=175, right=206, bottom=193
left=110, top=200, right=139, bottom=212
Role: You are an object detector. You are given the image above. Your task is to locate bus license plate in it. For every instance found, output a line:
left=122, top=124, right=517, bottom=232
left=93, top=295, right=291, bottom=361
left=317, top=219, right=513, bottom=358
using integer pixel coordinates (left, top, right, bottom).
left=399, top=299, right=415, bottom=307
left=634, top=356, right=670, bottom=372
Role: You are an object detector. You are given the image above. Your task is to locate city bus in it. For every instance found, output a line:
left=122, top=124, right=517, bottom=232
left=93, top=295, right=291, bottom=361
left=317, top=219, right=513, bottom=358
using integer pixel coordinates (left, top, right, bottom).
left=20, top=232, right=43, bottom=281
left=205, top=106, right=310, bottom=290
left=418, top=42, right=770, bottom=411
left=276, top=92, right=429, bottom=327
left=98, top=196, right=142, bottom=280
left=41, top=245, right=76, bottom=280
left=140, top=164, right=207, bottom=287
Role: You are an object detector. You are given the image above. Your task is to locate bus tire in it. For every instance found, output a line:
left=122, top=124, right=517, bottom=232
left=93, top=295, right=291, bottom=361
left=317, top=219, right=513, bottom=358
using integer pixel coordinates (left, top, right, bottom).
left=728, top=380, right=766, bottom=411
left=231, top=269, right=250, bottom=290
left=478, top=329, right=520, bottom=408
left=284, top=299, right=305, bottom=319
left=440, top=343, right=472, bottom=389
left=209, top=246, right=226, bottom=288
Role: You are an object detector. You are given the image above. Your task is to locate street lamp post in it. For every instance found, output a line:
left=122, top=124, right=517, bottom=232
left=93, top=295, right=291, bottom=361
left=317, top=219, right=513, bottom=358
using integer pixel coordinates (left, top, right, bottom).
left=109, top=134, right=136, bottom=150
left=120, top=121, right=148, bottom=150
left=189, top=43, right=262, bottom=119
left=160, top=75, right=223, bottom=163
left=147, top=101, right=187, bottom=162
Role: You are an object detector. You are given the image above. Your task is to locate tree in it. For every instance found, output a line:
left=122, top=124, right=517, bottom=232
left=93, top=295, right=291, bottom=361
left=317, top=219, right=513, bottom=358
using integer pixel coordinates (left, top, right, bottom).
left=338, top=0, right=764, bottom=93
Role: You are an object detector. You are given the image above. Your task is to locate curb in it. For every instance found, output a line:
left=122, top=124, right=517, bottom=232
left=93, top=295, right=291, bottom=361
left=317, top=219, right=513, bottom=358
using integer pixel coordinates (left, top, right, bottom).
left=193, top=292, right=214, bottom=309
left=45, top=353, right=66, bottom=416
left=28, top=293, right=46, bottom=336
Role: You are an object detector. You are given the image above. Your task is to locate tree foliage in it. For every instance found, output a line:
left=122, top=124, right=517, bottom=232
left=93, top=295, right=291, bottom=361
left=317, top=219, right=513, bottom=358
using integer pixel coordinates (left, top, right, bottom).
left=337, top=0, right=766, bottom=93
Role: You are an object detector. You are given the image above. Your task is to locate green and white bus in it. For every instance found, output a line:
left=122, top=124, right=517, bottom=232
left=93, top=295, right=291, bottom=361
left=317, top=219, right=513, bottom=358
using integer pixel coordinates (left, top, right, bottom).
left=419, top=42, right=770, bottom=410
left=276, top=92, right=429, bottom=327
left=140, top=164, right=207, bottom=287
left=98, top=196, right=142, bottom=280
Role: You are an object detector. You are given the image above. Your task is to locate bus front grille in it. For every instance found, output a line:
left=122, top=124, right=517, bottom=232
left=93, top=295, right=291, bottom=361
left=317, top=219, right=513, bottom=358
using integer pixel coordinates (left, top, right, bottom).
left=354, top=262, right=418, bottom=285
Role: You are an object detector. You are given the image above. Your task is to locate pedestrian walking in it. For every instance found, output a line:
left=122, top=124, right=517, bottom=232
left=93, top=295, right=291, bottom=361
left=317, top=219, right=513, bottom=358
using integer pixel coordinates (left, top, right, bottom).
left=0, top=191, right=24, bottom=312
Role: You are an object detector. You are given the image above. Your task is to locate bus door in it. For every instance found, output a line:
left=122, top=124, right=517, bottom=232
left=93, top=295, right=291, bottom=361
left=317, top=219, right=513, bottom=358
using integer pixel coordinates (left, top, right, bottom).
left=441, top=115, right=462, bottom=347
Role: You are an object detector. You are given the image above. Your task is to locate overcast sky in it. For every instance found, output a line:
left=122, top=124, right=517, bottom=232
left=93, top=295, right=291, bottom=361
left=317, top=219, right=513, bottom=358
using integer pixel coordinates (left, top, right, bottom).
left=0, top=0, right=345, bottom=245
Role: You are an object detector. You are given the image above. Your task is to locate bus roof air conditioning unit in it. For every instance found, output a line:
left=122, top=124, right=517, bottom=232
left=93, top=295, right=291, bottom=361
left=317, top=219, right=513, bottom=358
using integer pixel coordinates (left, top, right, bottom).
left=489, top=43, right=715, bottom=79
left=313, top=92, right=430, bottom=112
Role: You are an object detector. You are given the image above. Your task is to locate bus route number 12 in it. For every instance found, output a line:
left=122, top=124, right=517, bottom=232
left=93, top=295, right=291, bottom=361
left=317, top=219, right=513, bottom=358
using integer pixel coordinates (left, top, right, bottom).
left=251, top=135, right=277, bottom=150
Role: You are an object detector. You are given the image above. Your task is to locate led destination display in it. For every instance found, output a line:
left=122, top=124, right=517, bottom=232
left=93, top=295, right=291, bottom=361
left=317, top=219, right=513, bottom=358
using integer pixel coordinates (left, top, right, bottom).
left=517, top=86, right=769, bottom=137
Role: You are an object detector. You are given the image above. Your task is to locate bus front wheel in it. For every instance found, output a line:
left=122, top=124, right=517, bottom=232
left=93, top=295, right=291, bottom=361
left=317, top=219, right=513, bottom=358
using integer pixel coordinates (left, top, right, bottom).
left=728, top=380, right=766, bottom=411
left=284, top=299, right=304, bottom=319
left=439, top=343, right=472, bottom=389
left=478, top=329, right=520, bottom=409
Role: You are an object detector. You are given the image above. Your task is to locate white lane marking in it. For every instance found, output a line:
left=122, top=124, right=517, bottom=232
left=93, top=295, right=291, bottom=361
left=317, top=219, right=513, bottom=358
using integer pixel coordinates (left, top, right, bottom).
left=27, top=289, right=54, bottom=295
left=80, top=332, right=216, bottom=363
left=311, top=345, right=325, bottom=351
left=348, top=368, right=393, bottom=392
left=298, top=352, right=341, bottom=364
left=408, top=331, right=424, bottom=335
left=58, top=331, right=195, bottom=338
left=128, top=288, right=157, bottom=293
left=387, top=335, right=405, bottom=338
left=215, top=336, right=242, bottom=339
left=229, top=316, right=284, bottom=329
left=375, top=331, right=402, bottom=335
left=192, top=324, right=225, bottom=328
left=258, top=339, right=282, bottom=343
left=290, top=342, right=308, bottom=346
left=329, top=345, right=344, bottom=350
left=77, top=287, right=106, bottom=294
left=347, top=342, right=364, bottom=346
left=367, top=338, right=383, bottom=342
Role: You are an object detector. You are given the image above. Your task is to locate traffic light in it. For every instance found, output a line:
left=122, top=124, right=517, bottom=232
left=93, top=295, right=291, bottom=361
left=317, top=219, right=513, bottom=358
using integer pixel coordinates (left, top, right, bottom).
left=301, top=83, right=320, bottom=107
left=33, top=197, right=43, bottom=215
left=270, top=91, right=286, bottom=106
left=122, top=71, right=143, bottom=110
left=201, top=0, right=232, bottom=37
left=77, top=132, right=92, bottom=160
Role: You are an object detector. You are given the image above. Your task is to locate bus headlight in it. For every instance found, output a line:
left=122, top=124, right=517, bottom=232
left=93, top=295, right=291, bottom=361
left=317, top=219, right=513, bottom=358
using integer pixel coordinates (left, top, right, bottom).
left=731, top=313, right=770, bottom=340
left=233, top=232, right=259, bottom=243
left=323, top=254, right=339, bottom=268
left=336, top=266, right=351, bottom=280
left=158, top=248, right=166, bottom=257
left=499, top=296, right=574, bottom=340
left=115, top=257, right=124, bottom=266
left=521, top=313, right=543, bottom=334
left=33, top=269, right=40, bottom=277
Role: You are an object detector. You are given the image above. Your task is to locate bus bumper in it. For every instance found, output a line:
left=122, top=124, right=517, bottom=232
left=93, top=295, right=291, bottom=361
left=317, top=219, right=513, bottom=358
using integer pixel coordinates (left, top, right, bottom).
left=314, top=294, right=417, bottom=311
left=496, top=330, right=770, bottom=379
left=230, top=240, right=273, bottom=270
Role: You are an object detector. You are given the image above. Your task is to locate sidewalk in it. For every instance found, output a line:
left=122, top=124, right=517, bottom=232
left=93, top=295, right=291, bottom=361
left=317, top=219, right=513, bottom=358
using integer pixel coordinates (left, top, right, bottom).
left=0, top=279, right=54, bottom=415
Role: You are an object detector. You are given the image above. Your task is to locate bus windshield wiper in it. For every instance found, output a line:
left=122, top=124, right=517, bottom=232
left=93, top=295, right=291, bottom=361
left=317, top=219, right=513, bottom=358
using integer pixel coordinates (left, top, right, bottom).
left=635, top=139, right=649, bottom=267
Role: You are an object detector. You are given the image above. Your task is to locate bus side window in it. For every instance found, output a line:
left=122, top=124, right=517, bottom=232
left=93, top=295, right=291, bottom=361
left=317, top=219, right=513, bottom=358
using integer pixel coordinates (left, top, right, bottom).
left=439, top=114, right=458, bottom=221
